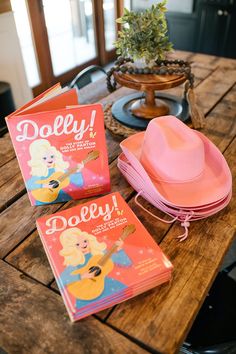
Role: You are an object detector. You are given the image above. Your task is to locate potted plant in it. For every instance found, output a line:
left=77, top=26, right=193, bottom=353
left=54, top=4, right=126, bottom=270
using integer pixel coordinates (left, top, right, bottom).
left=106, top=2, right=204, bottom=129
left=114, top=1, right=173, bottom=68
left=107, top=1, right=192, bottom=90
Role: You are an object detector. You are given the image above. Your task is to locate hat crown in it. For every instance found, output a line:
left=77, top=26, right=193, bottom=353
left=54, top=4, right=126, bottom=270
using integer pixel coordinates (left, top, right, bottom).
left=140, top=116, right=205, bottom=183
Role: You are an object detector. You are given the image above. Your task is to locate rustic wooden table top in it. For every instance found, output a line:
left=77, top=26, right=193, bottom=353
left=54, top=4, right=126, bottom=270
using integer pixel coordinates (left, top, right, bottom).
left=0, top=50, right=236, bottom=354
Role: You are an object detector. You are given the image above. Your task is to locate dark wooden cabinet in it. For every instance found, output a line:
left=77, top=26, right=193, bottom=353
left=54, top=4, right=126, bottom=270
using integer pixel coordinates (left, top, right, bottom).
left=165, top=0, right=236, bottom=58
left=196, top=0, right=236, bottom=58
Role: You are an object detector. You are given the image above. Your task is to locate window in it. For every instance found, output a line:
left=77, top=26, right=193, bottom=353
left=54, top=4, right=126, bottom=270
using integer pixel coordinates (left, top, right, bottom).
left=12, top=0, right=124, bottom=95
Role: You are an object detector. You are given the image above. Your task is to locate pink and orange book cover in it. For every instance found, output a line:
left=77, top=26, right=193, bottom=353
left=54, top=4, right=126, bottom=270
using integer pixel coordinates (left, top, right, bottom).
left=6, top=85, right=110, bottom=206
left=36, top=192, right=173, bottom=321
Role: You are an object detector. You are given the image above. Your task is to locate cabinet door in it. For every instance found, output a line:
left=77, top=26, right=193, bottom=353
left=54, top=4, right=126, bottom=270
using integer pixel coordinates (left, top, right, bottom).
left=197, top=2, right=236, bottom=58
left=223, top=7, right=236, bottom=58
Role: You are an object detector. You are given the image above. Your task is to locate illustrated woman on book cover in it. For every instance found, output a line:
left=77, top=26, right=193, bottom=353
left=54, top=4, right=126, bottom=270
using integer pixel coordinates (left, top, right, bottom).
left=26, top=139, right=84, bottom=205
left=58, top=227, right=132, bottom=309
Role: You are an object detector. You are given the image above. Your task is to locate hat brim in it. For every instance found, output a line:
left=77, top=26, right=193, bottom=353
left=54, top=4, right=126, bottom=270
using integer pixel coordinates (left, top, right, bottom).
left=120, top=131, right=232, bottom=208
left=118, top=153, right=232, bottom=217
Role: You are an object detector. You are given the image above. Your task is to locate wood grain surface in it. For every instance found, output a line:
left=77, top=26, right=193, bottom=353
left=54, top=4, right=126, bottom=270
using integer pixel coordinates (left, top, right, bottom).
left=0, top=51, right=235, bottom=354
left=0, top=260, right=148, bottom=354
left=106, top=63, right=236, bottom=354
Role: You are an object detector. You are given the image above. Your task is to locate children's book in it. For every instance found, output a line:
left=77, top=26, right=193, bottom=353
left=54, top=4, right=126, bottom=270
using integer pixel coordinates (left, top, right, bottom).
left=6, top=84, right=110, bottom=206
left=36, top=192, right=173, bottom=322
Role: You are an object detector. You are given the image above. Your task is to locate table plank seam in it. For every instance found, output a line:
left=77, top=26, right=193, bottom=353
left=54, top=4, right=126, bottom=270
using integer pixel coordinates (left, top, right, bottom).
left=97, top=319, right=159, bottom=354
left=3, top=258, right=55, bottom=290
left=203, top=81, right=236, bottom=118
left=48, top=277, right=58, bottom=290
left=0, top=153, right=16, bottom=169
left=0, top=186, right=26, bottom=213
left=1, top=197, right=61, bottom=259
left=96, top=304, right=118, bottom=322
left=192, top=65, right=216, bottom=84
left=0, top=164, right=20, bottom=190
left=2, top=229, right=37, bottom=260
left=222, top=135, right=236, bottom=155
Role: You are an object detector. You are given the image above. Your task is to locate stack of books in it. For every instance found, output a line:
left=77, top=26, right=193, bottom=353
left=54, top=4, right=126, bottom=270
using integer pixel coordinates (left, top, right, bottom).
left=36, top=192, right=173, bottom=321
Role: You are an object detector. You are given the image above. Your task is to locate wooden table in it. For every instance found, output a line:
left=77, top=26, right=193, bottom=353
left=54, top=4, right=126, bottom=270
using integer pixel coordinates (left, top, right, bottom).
left=0, top=51, right=236, bottom=354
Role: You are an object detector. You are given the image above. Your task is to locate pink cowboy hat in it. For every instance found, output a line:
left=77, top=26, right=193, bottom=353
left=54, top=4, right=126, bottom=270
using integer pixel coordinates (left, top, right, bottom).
left=120, top=116, right=232, bottom=208
left=118, top=152, right=231, bottom=210
left=118, top=152, right=232, bottom=241
left=118, top=152, right=231, bottom=215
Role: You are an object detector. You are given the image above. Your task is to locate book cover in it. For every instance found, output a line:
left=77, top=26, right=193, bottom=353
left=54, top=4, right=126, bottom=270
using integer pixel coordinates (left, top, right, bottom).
left=36, top=192, right=173, bottom=322
left=6, top=86, right=110, bottom=205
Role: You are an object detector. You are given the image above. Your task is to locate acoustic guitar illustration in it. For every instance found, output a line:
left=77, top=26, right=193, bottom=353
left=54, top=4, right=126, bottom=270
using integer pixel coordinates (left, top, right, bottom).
left=31, top=150, right=99, bottom=203
left=67, top=224, right=136, bottom=301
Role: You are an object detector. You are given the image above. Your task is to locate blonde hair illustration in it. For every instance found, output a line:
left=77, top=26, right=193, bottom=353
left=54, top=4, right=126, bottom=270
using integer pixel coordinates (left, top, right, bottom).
left=59, top=227, right=107, bottom=266
left=28, top=139, right=69, bottom=177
